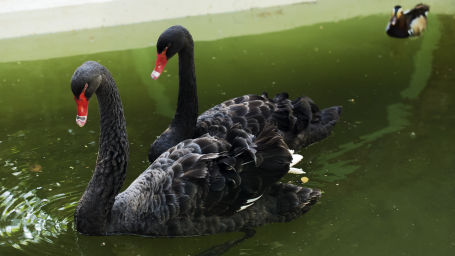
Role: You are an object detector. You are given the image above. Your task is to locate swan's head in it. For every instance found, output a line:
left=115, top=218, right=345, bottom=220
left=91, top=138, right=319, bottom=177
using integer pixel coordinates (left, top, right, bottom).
left=151, top=25, right=192, bottom=80
left=390, top=5, right=403, bottom=26
left=71, top=61, right=103, bottom=127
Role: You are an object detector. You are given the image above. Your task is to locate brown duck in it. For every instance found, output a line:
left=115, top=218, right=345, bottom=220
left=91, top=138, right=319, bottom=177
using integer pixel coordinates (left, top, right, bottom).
left=386, top=4, right=430, bottom=38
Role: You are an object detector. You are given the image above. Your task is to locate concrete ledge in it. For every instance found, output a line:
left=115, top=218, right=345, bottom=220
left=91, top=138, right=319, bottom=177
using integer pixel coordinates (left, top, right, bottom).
left=0, top=0, right=313, bottom=39
left=0, top=0, right=453, bottom=63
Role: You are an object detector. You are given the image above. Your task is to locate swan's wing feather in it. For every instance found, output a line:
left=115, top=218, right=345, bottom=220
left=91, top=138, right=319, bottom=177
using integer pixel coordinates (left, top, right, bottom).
left=207, top=125, right=293, bottom=216
left=196, top=93, right=341, bottom=150
left=196, top=94, right=275, bottom=138
left=147, top=122, right=290, bottom=217
left=115, top=125, right=293, bottom=227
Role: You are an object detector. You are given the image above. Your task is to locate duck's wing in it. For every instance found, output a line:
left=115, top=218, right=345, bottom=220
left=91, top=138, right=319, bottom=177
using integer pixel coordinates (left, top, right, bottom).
left=407, top=4, right=430, bottom=19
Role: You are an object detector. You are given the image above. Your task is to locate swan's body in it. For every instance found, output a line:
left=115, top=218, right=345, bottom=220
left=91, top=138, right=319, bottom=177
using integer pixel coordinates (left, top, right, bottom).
left=72, top=61, right=321, bottom=235
left=386, top=4, right=429, bottom=38
left=149, top=26, right=341, bottom=162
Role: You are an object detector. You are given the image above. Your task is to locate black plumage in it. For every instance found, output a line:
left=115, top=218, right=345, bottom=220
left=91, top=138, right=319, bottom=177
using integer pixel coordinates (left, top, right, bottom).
left=149, top=26, right=342, bottom=162
left=71, top=61, right=321, bottom=236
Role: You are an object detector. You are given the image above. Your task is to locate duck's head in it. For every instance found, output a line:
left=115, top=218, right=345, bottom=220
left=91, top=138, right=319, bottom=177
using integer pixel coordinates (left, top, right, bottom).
left=151, top=25, right=193, bottom=80
left=71, top=61, right=103, bottom=127
left=390, top=5, right=404, bottom=26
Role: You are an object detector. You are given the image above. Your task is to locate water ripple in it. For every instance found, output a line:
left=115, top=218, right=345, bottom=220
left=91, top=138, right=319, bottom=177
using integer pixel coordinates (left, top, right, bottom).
left=0, top=184, right=77, bottom=251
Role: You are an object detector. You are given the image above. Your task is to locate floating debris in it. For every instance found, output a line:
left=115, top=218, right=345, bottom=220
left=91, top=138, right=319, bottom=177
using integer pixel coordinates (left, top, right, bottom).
left=347, top=98, right=355, bottom=103
left=4, top=160, right=14, bottom=167
left=300, top=177, right=309, bottom=183
left=30, top=164, right=42, bottom=173
left=410, top=131, right=416, bottom=138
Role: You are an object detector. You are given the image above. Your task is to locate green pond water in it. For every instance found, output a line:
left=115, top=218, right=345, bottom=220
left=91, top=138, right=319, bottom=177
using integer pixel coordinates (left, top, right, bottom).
left=1, top=13, right=455, bottom=256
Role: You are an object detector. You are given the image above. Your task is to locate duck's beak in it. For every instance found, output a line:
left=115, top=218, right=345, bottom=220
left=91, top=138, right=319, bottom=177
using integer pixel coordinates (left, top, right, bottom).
left=74, top=84, right=89, bottom=127
left=151, top=47, right=168, bottom=80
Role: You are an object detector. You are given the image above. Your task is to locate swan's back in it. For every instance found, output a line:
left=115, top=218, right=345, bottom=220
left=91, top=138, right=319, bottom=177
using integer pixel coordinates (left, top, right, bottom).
left=109, top=125, right=315, bottom=236
left=197, top=93, right=341, bottom=150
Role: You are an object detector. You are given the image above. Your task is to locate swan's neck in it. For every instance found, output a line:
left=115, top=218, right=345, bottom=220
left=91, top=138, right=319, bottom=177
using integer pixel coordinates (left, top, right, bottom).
left=171, top=46, right=198, bottom=134
left=75, top=71, right=129, bottom=235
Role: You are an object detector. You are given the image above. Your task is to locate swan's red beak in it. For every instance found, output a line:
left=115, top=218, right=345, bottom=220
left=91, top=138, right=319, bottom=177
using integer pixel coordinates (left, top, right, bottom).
left=151, top=47, right=168, bottom=80
left=74, top=84, right=89, bottom=127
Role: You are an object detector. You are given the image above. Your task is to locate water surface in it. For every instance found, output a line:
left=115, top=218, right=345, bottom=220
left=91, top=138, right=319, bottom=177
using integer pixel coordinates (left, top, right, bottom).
left=1, top=13, right=455, bottom=256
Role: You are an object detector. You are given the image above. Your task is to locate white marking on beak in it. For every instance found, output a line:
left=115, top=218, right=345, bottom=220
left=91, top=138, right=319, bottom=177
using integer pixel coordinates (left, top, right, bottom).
left=151, top=70, right=161, bottom=80
left=76, top=115, right=87, bottom=127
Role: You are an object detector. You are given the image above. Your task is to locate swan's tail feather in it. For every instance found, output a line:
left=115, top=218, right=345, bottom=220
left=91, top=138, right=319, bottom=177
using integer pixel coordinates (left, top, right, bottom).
left=291, top=99, right=342, bottom=149
left=290, top=150, right=303, bottom=167
left=267, top=182, right=321, bottom=221
left=289, top=167, right=305, bottom=174
left=265, top=93, right=341, bottom=150
left=287, top=149, right=305, bottom=174
left=303, top=105, right=342, bottom=147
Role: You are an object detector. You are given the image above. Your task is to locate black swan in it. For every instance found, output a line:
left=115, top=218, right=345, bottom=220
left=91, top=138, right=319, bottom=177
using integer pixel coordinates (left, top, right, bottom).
left=71, top=61, right=321, bottom=235
left=148, top=25, right=342, bottom=163
left=386, top=4, right=429, bottom=38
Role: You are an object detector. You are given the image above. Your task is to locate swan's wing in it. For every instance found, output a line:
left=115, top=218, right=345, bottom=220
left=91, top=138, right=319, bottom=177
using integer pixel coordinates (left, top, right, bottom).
left=115, top=124, right=292, bottom=228
left=196, top=93, right=341, bottom=150
left=169, top=125, right=292, bottom=217
left=196, top=94, right=274, bottom=138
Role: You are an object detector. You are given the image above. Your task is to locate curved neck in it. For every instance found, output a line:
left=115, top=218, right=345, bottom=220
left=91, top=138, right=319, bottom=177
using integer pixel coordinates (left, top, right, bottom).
left=75, top=69, right=129, bottom=235
left=171, top=41, right=198, bottom=134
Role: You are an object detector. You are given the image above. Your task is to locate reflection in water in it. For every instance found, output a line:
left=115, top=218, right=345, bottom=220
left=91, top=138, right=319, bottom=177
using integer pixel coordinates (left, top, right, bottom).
left=131, top=49, right=175, bottom=118
left=401, top=15, right=441, bottom=99
left=313, top=103, right=411, bottom=183
left=312, top=15, right=441, bottom=183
